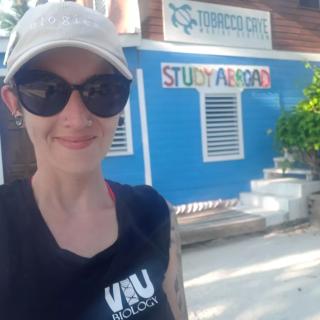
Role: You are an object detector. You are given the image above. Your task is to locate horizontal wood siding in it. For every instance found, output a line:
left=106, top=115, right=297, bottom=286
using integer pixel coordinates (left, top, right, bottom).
left=139, top=0, right=320, bottom=53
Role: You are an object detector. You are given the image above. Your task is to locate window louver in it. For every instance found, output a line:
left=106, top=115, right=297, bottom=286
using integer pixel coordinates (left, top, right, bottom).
left=110, top=125, right=128, bottom=153
left=203, top=93, right=244, bottom=161
left=108, top=103, right=133, bottom=157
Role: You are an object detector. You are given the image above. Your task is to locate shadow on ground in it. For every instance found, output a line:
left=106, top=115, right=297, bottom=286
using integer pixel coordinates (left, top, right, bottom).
left=183, top=226, right=320, bottom=320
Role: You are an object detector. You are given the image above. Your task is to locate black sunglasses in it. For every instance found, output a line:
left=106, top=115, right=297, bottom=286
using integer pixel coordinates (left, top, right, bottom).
left=13, top=70, right=132, bottom=118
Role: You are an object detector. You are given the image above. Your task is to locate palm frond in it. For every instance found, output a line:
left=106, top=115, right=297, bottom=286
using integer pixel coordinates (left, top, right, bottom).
left=0, top=12, right=19, bottom=31
left=11, top=3, right=29, bottom=17
left=0, top=1, right=30, bottom=32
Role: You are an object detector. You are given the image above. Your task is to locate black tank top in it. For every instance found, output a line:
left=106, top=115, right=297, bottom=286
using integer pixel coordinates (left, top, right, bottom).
left=0, top=179, right=174, bottom=320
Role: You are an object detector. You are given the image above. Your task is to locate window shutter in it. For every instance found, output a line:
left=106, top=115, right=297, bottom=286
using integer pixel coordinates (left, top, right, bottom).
left=107, top=101, right=133, bottom=157
left=202, top=93, right=244, bottom=162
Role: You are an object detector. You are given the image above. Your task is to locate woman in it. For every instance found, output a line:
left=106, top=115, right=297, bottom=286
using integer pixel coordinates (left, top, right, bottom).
left=0, top=2, right=187, bottom=319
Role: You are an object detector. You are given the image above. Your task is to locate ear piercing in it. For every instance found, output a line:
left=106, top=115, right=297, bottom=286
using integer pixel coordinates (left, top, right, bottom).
left=15, top=115, right=23, bottom=127
left=12, top=112, right=23, bottom=128
left=87, top=119, right=93, bottom=127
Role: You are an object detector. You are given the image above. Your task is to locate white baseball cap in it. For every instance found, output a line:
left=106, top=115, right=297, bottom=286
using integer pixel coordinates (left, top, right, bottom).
left=3, top=1, right=133, bottom=84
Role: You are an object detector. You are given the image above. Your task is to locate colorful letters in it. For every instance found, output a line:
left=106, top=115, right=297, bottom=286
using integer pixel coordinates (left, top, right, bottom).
left=161, top=64, right=271, bottom=89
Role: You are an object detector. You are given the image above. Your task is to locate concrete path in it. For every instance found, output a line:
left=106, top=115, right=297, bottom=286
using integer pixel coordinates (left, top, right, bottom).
left=182, top=225, right=320, bottom=320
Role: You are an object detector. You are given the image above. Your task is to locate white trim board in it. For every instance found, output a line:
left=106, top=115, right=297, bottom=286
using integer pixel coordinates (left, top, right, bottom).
left=137, top=68, right=152, bottom=186
left=139, top=39, right=320, bottom=62
left=120, top=34, right=142, bottom=48
left=3, top=35, right=320, bottom=62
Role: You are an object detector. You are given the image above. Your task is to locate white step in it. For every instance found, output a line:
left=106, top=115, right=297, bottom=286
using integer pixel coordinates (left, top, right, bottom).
left=235, top=205, right=289, bottom=227
left=263, top=168, right=313, bottom=180
left=251, top=178, right=320, bottom=198
left=239, top=192, right=308, bottom=221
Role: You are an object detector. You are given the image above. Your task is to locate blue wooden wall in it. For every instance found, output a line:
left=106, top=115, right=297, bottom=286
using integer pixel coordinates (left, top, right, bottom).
left=136, top=50, right=312, bottom=204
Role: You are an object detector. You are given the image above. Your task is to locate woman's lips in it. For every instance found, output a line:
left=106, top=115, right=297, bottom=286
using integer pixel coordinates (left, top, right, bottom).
left=55, top=136, right=96, bottom=150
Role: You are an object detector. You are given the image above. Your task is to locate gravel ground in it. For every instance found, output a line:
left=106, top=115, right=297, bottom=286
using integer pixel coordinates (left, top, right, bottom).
left=182, top=225, right=320, bottom=320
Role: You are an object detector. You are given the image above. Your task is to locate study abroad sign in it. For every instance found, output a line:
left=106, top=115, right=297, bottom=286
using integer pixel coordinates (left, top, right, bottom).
left=161, top=63, right=271, bottom=89
left=163, top=0, right=272, bottom=49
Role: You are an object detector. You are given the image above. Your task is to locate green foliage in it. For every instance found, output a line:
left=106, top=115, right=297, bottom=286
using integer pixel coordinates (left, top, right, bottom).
left=0, top=0, right=30, bottom=32
left=275, top=63, right=320, bottom=178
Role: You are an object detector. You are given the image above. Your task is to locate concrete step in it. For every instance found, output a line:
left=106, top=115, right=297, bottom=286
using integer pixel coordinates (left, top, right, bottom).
left=178, top=210, right=265, bottom=245
left=263, top=168, right=313, bottom=180
left=239, top=192, right=307, bottom=221
left=251, top=178, right=320, bottom=198
left=235, top=205, right=289, bottom=227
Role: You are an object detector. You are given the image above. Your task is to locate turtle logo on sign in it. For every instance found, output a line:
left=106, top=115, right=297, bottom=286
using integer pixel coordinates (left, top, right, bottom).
left=169, top=3, right=197, bottom=35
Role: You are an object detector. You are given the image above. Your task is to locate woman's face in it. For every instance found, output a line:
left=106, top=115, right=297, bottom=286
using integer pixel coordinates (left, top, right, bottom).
left=6, top=47, right=121, bottom=175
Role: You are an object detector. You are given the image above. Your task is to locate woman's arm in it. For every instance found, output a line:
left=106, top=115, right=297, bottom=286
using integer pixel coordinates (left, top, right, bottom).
left=163, top=203, right=188, bottom=320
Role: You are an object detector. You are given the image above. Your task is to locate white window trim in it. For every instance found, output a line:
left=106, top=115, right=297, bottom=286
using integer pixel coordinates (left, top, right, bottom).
left=199, top=89, right=244, bottom=162
left=107, top=100, right=134, bottom=157
left=139, top=39, right=320, bottom=62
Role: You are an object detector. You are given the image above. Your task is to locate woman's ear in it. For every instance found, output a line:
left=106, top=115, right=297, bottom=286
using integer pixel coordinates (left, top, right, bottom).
left=1, top=85, right=21, bottom=116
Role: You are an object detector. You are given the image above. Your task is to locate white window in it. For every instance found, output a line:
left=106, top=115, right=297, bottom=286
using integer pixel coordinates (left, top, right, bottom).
left=107, top=100, right=134, bottom=157
left=200, top=92, right=244, bottom=162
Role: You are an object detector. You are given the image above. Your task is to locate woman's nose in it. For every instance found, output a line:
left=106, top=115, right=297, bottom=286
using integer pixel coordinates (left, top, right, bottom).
left=61, top=90, right=91, bottom=128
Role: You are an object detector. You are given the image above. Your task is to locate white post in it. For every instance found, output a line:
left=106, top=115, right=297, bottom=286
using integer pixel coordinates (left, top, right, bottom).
left=136, top=68, right=152, bottom=186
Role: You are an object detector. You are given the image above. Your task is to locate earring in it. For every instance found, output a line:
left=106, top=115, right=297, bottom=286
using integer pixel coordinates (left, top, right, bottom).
left=14, top=114, right=23, bottom=128
left=86, top=119, right=93, bottom=127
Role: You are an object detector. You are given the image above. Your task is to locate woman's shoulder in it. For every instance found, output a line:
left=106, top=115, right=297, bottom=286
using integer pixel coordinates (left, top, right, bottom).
left=108, top=180, right=170, bottom=214
left=108, top=181, right=172, bottom=268
left=108, top=180, right=171, bottom=234
left=0, top=179, right=28, bottom=205
left=0, top=179, right=30, bottom=238
left=107, top=179, right=164, bottom=198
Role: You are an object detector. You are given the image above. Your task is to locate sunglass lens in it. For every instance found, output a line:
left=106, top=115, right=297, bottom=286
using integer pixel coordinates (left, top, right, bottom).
left=81, top=75, right=130, bottom=118
left=15, top=71, right=70, bottom=117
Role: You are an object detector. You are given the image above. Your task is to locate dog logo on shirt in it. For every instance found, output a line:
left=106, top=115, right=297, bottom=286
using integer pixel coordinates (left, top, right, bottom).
left=105, top=269, right=159, bottom=319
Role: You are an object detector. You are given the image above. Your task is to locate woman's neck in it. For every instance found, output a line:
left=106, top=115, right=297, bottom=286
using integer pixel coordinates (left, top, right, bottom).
left=31, top=168, right=113, bottom=217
